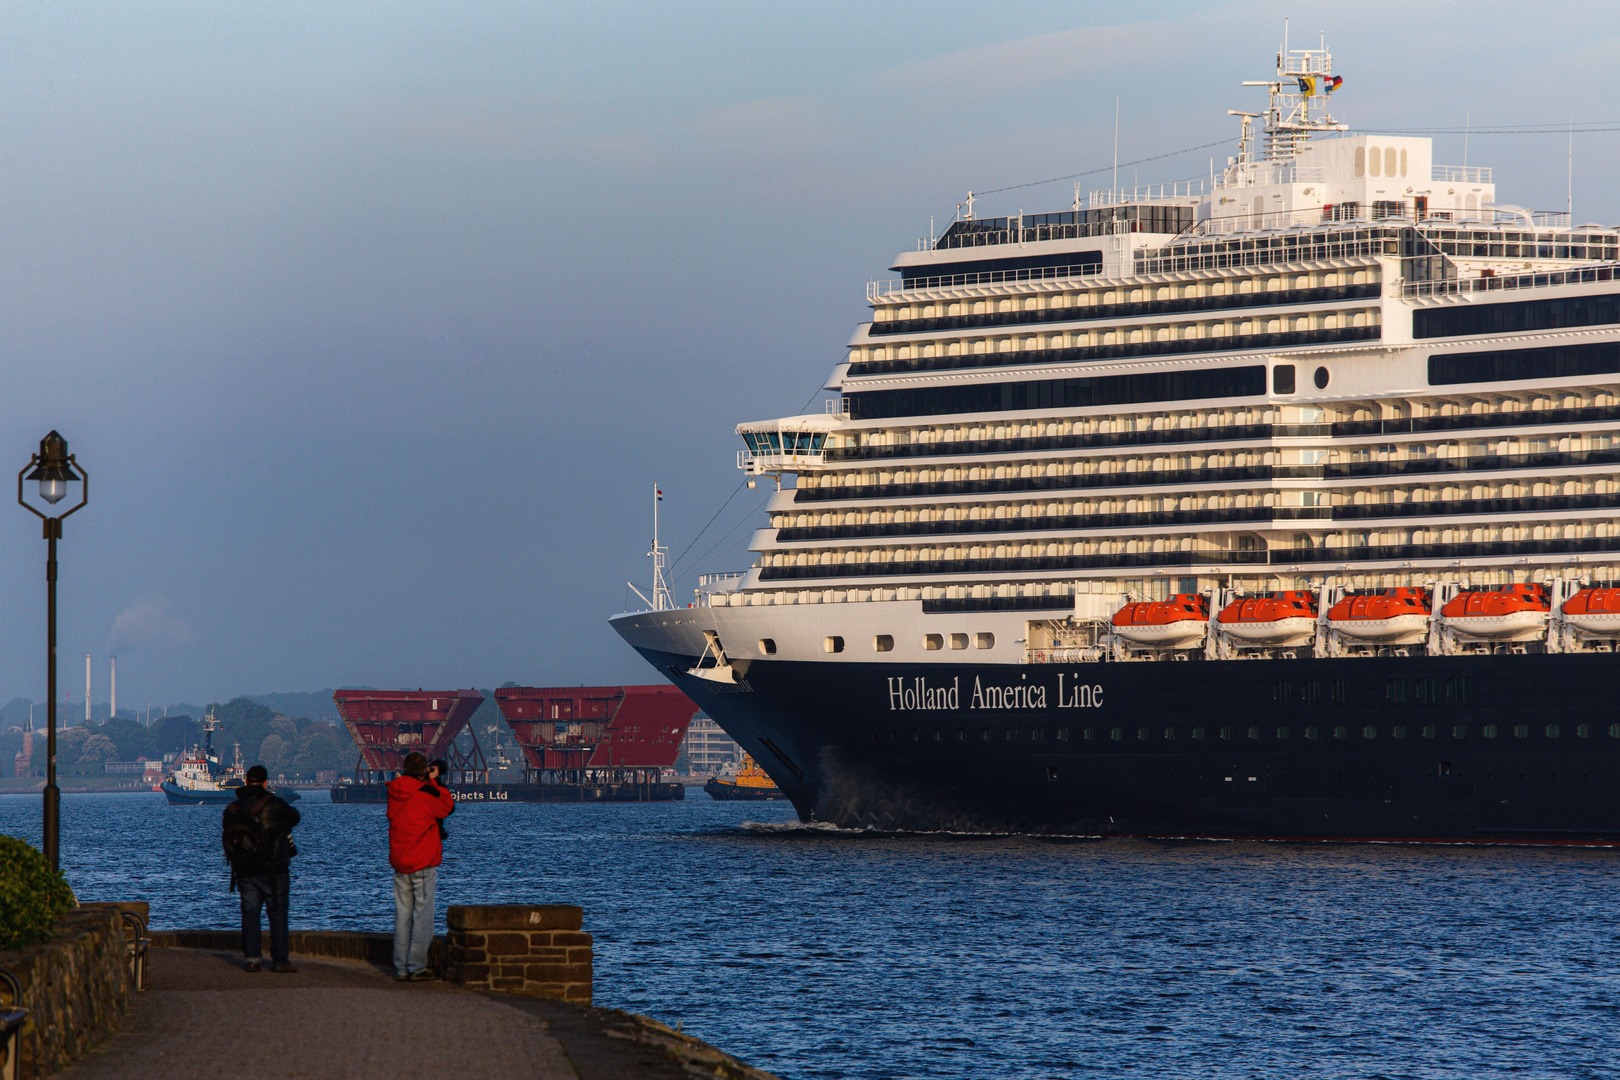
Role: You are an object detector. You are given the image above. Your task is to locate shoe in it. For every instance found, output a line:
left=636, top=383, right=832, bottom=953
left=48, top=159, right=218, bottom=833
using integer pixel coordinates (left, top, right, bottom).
left=244, top=960, right=261, bottom=972
left=408, top=970, right=439, bottom=981
left=395, top=971, right=410, bottom=982
left=271, top=963, right=298, bottom=973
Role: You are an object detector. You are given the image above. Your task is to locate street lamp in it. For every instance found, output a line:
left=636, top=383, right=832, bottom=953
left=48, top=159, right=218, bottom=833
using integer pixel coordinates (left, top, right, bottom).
left=17, top=431, right=88, bottom=871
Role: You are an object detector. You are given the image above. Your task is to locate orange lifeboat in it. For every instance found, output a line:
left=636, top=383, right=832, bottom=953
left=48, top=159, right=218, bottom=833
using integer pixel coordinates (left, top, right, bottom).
left=1111, top=593, right=1209, bottom=648
left=1326, top=587, right=1430, bottom=644
left=1561, top=586, right=1620, bottom=637
left=1218, top=591, right=1318, bottom=646
left=1440, top=583, right=1549, bottom=641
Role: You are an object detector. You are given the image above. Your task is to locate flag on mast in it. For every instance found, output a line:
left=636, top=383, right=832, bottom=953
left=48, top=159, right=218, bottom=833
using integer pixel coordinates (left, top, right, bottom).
left=655, top=487, right=664, bottom=501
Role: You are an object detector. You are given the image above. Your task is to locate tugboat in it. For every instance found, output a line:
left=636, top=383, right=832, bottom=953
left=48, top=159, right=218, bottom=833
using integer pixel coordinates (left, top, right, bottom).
left=161, top=710, right=300, bottom=805
left=704, top=753, right=786, bottom=801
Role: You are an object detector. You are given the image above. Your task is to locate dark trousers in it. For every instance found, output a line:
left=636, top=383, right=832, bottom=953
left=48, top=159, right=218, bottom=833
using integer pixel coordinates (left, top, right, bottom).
left=239, top=872, right=290, bottom=964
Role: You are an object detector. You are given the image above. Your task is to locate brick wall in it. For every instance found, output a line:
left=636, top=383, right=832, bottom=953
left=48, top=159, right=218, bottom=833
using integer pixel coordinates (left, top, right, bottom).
left=443, top=905, right=592, bottom=1003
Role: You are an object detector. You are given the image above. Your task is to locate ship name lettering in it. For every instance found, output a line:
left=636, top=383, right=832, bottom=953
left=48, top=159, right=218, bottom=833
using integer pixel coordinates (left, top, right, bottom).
left=887, top=676, right=960, bottom=711
left=969, top=676, right=1046, bottom=710
left=1057, top=675, right=1104, bottom=709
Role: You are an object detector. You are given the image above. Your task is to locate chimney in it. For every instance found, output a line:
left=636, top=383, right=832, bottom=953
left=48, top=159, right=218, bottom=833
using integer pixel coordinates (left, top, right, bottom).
left=110, top=656, right=117, bottom=720
left=85, top=655, right=92, bottom=722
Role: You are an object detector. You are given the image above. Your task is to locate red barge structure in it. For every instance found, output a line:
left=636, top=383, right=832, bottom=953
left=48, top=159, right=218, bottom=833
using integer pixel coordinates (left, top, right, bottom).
left=329, top=685, right=696, bottom=803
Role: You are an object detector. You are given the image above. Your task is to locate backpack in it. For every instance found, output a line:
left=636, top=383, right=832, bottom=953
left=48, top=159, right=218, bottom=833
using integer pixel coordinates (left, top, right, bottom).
left=222, top=795, right=274, bottom=867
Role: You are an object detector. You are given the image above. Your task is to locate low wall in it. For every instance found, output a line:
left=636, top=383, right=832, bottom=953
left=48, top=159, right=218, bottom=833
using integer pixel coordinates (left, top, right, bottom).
left=444, top=905, right=592, bottom=1003
left=0, top=908, right=133, bottom=1078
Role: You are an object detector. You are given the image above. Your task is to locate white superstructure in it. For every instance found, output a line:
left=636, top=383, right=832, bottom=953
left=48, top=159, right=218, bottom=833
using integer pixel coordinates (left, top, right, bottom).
left=617, top=41, right=1620, bottom=673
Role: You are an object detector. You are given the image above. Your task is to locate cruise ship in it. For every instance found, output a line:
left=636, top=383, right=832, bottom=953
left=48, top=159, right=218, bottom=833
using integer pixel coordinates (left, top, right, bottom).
left=611, top=42, right=1620, bottom=842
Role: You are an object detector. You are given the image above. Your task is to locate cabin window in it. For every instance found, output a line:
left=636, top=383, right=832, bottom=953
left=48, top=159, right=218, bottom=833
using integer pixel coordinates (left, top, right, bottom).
left=1083, top=728, right=1096, bottom=741
left=1329, top=680, right=1348, bottom=704
left=1247, top=726, right=1261, bottom=741
left=874, top=635, right=894, bottom=652
left=1515, top=724, right=1529, bottom=739
left=758, top=638, right=777, bottom=655
left=1111, top=727, right=1124, bottom=741
left=1275, top=727, right=1289, bottom=740
left=932, top=729, right=942, bottom=742
left=1482, top=724, right=1498, bottom=739
left=1393, top=725, right=1407, bottom=740
left=1334, top=726, right=1348, bottom=740
left=1192, top=727, right=1206, bottom=741
left=1305, top=726, right=1319, bottom=740
left=1422, top=725, right=1437, bottom=740
left=1138, top=727, right=1150, bottom=741
left=924, top=634, right=943, bottom=651
left=949, top=633, right=968, bottom=650
left=1056, top=727, right=1069, bottom=741
left=975, top=632, right=995, bottom=649
left=824, top=636, right=844, bottom=654
left=1445, top=677, right=1468, bottom=704
left=1363, top=725, right=1378, bottom=740
left=1452, top=725, right=1468, bottom=740
left=1219, top=727, right=1233, bottom=741
left=1273, top=365, right=1296, bottom=394
left=910, top=729, right=920, bottom=742
left=1610, top=724, right=1620, bottom=738
left=1545, top=723, right=1561, bottom=739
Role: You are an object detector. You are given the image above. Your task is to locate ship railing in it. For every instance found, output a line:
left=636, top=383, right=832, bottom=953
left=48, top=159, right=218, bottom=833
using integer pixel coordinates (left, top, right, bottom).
left=1401, top=261, right=1620, bottom=299
left=1087, top=180, right=1207, bottom=206
left=1210, top=165, right=1325, bottom=190
left=1432, top=164, right=1493, bottom=184
left=868, top=263, right=1101, bottom=299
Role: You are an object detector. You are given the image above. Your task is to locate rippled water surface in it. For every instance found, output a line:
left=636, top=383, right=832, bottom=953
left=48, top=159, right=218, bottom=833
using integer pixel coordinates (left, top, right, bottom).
left=3, top=791, right=1618, bottom=1078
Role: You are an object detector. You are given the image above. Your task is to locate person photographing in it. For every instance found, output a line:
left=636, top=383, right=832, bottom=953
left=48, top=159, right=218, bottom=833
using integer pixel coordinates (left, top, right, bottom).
left=387, top=751, right=454, bottom=981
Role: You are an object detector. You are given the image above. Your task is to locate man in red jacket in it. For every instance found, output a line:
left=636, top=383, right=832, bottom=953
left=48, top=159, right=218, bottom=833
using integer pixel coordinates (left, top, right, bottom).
left=386, top=751, right=455, bottom=980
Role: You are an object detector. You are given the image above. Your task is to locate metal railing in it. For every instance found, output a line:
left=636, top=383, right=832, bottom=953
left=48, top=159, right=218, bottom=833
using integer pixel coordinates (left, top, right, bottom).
left=1088, top=180, right=1208, bottom=205
left=1135, top=234, right=1396, bottom=275
left=868, top=263, right=1101, bottom=299
left=1433, top=165, right=1493, bottom=183
left=848, top=325, right=1380, bottom=377
left=866, top=282, right=1382, bottom=337
left=1402, top=261, right=1620, bottom=298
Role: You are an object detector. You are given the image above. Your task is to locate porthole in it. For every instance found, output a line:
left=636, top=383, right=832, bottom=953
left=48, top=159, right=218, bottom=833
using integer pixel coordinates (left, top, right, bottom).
left=1576, top=723, right=1590, bottom=738
left=1392, top=725, right=1407, bottom=740
left=924, top=634, right=943, bottom=651
left=1110, top=727, right=1124, bottom=741
left=1515, top=724, right=1529, bottom=739
left=974, top=632, right=995, bottom=649
left=823, top=636, right=844, bottom=654
left=1314, top=366, right=1330, bottom=389
left=1304, top=725, right=1319, bottom=740
left=758, top=638, right=777, bottom=656
left=1363, top=725, right=1378, bottom=740
left=1483, top=724, right=1498, bottom=739
left=1334, top=726, right=1348, bottom=740
left=1545, top=723, right=1561, bottom=738
left=873, top=635, right=894, bottom=652
left=1056, top=727, right=1070, bottom=742
left=1452, top=725, right=1468, bottom=740
left=949, top=633, right=968, bottom=650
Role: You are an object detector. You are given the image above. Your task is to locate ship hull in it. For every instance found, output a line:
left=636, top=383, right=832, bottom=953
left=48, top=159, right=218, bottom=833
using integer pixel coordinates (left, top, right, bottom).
left=623, top=643, right=1620, bottom=843
left=704, top=778, right=787, bottom=801
left=328, top=781, right=684, bottom=804
left=162, top=781, right=302, bottom=805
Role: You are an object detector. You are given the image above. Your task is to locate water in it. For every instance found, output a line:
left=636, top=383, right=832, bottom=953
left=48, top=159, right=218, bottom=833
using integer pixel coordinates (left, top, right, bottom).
left=3, top=791, right=1617, bottom=1079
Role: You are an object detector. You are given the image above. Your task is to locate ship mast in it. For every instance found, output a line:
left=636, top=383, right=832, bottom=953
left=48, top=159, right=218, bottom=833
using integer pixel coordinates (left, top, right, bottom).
left=650, top=483, right=672, bottom=611
left=1235, top=33, right=1346, bottom=166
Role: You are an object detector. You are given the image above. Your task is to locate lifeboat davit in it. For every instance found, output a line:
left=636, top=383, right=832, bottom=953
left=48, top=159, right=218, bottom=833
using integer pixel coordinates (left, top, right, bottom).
left=1326, top=587, right=1431, bottom=644
left=1112, top=593, right=1208, bottom=648
left=1440, top=583, right=1549, bottom=641
left=1218, top=590, right=1318, bottom=646
left=1561, top=586, right=1620, bottom=637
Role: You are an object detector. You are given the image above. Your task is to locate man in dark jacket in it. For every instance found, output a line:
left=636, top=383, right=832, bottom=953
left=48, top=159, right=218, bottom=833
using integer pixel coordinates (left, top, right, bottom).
left=386, top=751, right=454, bottom=980
left=223, top=764, right=302, bottom=973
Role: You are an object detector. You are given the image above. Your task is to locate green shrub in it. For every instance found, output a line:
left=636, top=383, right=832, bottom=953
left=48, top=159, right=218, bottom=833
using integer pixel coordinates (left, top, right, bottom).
left=0, top=835, right=76, bottom=951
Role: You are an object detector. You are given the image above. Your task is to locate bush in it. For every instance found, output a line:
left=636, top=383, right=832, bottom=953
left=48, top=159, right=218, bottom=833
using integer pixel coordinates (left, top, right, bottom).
left=0, top=835, right=76, bottom=951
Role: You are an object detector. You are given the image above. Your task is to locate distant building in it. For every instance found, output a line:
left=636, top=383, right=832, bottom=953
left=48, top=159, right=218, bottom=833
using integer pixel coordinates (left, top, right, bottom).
left=13, top=730, right=31, bottom=778
left=315, top=770, right=338, bottom=784
left=682, top=715, right=739, bottom=773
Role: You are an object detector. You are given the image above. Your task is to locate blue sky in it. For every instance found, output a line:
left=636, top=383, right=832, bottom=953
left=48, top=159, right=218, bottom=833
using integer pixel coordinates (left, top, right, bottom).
left=0, top=0, right=1616, bottom=708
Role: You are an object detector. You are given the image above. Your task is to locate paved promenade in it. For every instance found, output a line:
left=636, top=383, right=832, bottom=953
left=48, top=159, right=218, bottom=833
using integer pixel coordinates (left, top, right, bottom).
left=56, top=947, right=766, bottom=1080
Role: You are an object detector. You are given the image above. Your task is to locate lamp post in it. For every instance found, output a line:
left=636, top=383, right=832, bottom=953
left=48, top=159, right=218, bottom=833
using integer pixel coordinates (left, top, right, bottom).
left=17, top=431, right=88, bottom=871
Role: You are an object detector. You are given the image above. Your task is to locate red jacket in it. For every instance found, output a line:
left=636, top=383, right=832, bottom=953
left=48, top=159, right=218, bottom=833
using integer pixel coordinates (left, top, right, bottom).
left=386, top=775, right=455, bottom=873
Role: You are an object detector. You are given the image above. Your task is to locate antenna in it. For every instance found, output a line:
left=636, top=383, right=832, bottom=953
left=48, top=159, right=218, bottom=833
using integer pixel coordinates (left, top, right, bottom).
left=1463, top=110, right=1470, bottom=167
left=1568, top=118, right=1574, bottom=217
left=964, top=191, right=975, bottom=220
left=1112, top=96, right=1120, bottom=193
left=650, top=484, right=672, bottom=611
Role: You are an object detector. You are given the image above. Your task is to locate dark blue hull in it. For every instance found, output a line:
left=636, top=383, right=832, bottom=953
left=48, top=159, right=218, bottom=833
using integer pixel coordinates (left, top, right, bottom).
left=161, top=781, right=302, bottom=805
left=632, top=648, right=1620, bottom=843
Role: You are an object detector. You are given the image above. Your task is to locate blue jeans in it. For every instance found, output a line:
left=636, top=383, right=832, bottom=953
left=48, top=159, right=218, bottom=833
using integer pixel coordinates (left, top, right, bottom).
left=393, top=866, right=437, bottom=975
left=239, top=873, right=290, bottom=964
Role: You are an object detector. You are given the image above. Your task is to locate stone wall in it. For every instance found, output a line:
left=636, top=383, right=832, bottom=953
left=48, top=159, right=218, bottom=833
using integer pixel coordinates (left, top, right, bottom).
left=0, top=907, right=133, bottom=1078
left=443, top=905, right=592, bottom=1002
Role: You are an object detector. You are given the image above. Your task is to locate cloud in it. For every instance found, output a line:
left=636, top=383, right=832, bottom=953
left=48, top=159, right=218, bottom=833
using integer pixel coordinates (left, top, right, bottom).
left=109, top=596, right=194, bottom=654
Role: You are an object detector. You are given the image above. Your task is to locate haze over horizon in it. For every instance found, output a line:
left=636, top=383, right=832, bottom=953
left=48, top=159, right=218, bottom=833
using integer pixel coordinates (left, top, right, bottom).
left=2, top=0, right=1616, bottom=707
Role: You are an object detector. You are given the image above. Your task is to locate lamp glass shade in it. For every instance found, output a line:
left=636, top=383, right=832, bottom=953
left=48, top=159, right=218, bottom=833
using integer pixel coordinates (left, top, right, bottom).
left=38, top=478, right=67, bottom=504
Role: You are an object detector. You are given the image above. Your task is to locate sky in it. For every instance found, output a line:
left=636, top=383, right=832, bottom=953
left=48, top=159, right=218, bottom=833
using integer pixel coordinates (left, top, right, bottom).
left=0, top=0, right=1617, bottom=710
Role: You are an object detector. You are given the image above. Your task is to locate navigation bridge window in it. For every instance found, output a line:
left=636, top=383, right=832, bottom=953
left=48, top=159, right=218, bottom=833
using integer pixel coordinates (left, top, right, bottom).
left=737, top=414, right=842, bottom=483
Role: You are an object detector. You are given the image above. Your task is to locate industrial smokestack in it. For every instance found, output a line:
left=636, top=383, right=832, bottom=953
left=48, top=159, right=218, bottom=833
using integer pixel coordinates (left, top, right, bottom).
left=85, top=655, right=91, bottom=722
left=110, top=656, right=117, bottom=720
